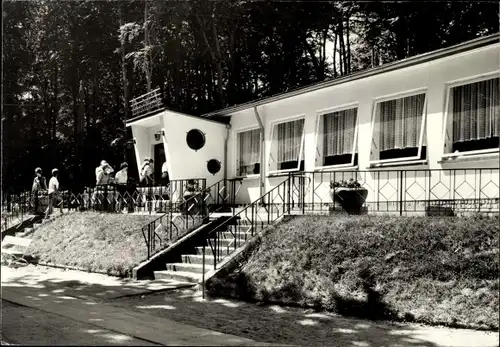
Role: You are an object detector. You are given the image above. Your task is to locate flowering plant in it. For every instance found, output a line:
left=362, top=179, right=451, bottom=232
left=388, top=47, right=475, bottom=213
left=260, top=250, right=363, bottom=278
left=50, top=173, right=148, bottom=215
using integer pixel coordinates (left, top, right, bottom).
left=185, top=179, right=208, bottom=193
left=330, top=178, right=362, bottom=189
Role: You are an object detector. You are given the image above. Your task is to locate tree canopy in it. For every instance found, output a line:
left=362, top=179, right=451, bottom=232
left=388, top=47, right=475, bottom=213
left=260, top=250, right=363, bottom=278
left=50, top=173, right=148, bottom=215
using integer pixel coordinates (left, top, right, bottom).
left=2, top=0, right=498, bottom=191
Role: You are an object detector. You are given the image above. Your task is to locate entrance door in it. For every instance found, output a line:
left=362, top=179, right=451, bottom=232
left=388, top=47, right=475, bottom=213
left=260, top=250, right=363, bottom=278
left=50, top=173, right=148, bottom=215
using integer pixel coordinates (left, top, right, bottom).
left=154, top=143, right=166, bottom=182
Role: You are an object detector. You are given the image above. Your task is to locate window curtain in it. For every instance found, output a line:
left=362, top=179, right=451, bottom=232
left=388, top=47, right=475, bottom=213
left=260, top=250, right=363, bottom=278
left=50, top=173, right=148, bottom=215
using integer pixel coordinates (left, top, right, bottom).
left=323, top=108, right=357, bottom=156
left=277, top=119, right=304, bottom=164
left=238, top=129, right=260, bottom=175
left=452, top=77, right=500, bottom=143
left=379, top=93, right=425, bottom=151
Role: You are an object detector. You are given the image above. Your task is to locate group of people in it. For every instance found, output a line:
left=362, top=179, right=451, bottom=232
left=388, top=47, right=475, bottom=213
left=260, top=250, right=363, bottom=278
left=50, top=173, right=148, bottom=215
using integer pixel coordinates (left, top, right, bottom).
left=31, top=167, right=63, bottom=219
left=29, top=158, right=171, bottom=218
left=94, top=157, right=169, bottom=187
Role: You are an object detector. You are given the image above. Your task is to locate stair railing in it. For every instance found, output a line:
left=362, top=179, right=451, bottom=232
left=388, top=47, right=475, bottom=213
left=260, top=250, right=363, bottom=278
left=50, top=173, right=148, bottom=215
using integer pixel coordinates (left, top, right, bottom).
left=141, top=189, right=208, bottom=260
left=202, top=175, right=295, bottom=270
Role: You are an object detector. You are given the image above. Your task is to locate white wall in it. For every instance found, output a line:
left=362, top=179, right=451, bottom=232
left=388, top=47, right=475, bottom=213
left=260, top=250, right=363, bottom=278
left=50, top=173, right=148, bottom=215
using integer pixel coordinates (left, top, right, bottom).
left=162, top=112, right=227, bottom=188
left=228, top=43, right=500, bottom=203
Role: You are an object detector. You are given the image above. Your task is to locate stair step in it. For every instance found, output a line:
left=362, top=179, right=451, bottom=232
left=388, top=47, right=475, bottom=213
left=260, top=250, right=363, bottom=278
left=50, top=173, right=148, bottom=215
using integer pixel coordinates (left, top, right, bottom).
left=195, top=245, right=235, bottom=257
left=1, top=248, right=25, bottom=256
left=154, top=270, right=202, bottom=283
left=165, top=262, right=207, bottom=274
left=182, top=254, right=215, bottom=265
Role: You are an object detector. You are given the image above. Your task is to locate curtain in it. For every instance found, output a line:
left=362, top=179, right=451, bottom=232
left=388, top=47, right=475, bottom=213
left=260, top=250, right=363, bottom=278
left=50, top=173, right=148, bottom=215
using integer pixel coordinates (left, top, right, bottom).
left=238, top=129, right=260, bottom=175
left=452, top=77, right=500, bottom=143
left=323, top=108, right=357, bottom=157
left=277, top=119, right=304, bottom=165
left=379, top=93, right=425, bottom=151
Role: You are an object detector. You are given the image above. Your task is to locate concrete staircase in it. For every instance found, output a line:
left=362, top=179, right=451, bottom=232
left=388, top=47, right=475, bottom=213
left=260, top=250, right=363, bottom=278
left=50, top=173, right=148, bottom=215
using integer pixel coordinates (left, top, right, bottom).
left=154, top=219, right=264, bottom=283
left=1, top=213, right=62, bottom=260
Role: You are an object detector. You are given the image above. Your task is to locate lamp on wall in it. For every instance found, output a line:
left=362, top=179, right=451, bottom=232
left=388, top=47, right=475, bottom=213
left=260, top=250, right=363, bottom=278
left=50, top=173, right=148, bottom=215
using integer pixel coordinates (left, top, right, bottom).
left=154, top=131, right=164, bottom=142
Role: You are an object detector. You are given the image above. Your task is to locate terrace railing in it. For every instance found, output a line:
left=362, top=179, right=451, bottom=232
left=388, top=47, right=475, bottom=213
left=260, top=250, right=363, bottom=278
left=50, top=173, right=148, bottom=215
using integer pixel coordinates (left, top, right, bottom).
left=130, top=88, right=163, bottom=118
left=288, top=168, right=499, bottom=216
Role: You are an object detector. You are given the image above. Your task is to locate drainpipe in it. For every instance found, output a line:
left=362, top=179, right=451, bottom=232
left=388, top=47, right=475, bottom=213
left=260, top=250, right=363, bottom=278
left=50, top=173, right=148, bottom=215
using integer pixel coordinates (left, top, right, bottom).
left=253, top=106, right=265, bottom=199
left=224, top=123, right=230, bottom=184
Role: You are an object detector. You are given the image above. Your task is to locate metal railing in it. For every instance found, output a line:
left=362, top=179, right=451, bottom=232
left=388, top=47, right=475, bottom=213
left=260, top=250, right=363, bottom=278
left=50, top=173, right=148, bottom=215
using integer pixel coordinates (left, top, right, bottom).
left=286, top=168, right=499, bottom=216
left=141, top=189, right=208, bottom=259
left=130, top=88, right=163, bottom=118
left=139, top=177, right=244, bottom=259
left=201, top=175, right=299, bottom=288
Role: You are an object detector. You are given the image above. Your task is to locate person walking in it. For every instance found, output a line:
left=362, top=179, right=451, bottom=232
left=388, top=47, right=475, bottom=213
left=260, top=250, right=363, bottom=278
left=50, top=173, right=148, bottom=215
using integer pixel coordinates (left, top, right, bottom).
left=32, top=167, right=47, bottom=215
left=45, top=168, right=63, bottom=219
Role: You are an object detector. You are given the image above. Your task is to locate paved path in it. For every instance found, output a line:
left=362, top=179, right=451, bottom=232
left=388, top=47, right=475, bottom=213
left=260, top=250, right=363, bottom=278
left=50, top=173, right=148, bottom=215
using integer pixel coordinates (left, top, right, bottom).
left=1, top=265, right=498, bottom=347
left=0, top=266, right=271, bottom=346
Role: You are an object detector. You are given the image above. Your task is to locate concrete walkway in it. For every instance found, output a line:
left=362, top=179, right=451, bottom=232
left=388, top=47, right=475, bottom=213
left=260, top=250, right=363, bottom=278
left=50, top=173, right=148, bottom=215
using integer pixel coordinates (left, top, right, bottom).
left=0, top=266, right=272, bottom=346
left=2, top=265, right=498, bottom=347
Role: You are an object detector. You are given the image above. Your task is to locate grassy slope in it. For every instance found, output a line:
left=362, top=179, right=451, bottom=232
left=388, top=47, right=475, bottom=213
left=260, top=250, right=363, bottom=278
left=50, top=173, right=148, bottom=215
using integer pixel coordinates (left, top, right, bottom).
left=207, top=215, right=499, bottom=330
left=27, top=212, right=157, bottom=277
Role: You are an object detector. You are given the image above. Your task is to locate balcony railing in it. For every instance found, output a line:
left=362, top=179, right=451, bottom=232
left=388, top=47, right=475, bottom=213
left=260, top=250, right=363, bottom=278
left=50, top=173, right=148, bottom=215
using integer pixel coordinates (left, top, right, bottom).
left=130, top=88, right=163, bottom=118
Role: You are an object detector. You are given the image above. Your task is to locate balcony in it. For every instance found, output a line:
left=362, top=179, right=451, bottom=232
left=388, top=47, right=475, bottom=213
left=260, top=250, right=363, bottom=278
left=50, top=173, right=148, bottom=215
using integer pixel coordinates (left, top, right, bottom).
left=129, top=88, right=164, bottom=120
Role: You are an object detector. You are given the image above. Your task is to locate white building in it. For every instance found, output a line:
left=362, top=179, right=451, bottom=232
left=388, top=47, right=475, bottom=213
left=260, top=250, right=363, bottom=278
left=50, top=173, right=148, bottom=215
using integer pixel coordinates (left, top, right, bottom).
left=126, top=34, right=499, bottom=215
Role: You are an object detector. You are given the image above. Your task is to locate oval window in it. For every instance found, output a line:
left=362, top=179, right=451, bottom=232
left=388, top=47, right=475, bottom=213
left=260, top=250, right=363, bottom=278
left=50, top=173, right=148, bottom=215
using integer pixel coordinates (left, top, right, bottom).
left=186, top=129, right=205, bottom=151
left=207, top=159, right=221, bottom=175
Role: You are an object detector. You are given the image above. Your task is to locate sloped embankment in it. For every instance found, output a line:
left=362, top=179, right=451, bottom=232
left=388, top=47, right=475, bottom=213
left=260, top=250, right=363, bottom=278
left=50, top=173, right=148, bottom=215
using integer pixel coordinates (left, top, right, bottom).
left=207, top=215, right=499, bottom=330
left=26, top=212, right=157, bottom=277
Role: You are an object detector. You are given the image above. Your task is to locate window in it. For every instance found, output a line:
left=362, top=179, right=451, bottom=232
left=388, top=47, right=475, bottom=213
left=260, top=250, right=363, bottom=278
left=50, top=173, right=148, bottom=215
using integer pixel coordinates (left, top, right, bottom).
left=269, top=118, right=305, bottom=172
left=316, top=107, right=358, bottom=168
left=237, top=129, right=261, bottom=176
left=370, top=92, right=427, bottom=164
left=443, top=76, right=499, bottom=156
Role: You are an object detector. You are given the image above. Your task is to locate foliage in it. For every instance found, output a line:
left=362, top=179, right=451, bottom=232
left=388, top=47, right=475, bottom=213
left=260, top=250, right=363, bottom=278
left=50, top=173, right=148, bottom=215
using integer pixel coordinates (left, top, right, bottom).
left=3, top=0, right=499, bottom=192
left=330, top=178, right=361, bottom=189
left=207, top=215, right=500, bottom=330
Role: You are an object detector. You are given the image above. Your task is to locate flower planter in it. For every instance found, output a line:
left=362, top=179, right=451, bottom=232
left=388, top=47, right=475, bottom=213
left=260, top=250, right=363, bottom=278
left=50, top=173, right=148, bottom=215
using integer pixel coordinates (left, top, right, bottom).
left=330, top=187, right=368, bottom=214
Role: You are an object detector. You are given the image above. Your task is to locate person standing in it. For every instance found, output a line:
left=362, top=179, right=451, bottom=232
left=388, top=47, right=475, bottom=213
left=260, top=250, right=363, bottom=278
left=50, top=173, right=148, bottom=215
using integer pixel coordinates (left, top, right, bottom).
left=140, top=158, right=154, bottom=186
left=114, top=162, right=128, bottom=212
left=45, top=168, right=63, bottom=219
left=96, top=160, right=114, bottom=186
left=32, top=167, right=47, bottom=215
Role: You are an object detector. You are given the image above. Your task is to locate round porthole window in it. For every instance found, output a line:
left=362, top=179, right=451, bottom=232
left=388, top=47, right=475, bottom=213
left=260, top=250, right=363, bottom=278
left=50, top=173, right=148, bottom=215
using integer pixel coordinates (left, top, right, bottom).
left=207, top=159, right=221, bottom=175
left=186, top=129, right=205, bottom=151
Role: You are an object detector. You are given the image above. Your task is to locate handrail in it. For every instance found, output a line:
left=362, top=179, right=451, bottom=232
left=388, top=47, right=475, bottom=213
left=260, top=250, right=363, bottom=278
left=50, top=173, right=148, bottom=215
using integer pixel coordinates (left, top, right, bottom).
left=141, top=188, right=208, bottom=259
left=201, top=175, right=296, bottom=297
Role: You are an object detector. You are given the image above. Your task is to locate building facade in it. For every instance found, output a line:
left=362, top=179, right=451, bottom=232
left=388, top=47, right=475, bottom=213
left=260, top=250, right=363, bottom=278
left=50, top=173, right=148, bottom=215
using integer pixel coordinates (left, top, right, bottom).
left=127, top=34, right=499, bottom=214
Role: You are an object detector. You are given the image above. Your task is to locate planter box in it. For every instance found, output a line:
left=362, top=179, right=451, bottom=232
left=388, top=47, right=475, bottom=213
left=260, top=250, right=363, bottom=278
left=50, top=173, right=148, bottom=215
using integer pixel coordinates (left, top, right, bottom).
left=330, top=187, right=368, bottom=214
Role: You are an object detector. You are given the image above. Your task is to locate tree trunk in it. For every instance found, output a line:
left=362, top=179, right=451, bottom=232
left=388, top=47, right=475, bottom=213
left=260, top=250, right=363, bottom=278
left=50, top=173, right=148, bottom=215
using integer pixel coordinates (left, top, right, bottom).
left=346, top=16, right=351, bottom=73
left=333, top=33, right=338, bottom=78
left=144, top=0, right=151, bottom=92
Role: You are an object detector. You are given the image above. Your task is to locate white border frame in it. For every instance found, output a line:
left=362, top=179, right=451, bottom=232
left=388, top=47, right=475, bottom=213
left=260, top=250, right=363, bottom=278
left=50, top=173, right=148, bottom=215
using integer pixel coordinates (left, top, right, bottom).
left=369, top=87, right=428, bottom=166
left=314, top=102, right=360, bottom=171
left=234, top=126, right=262, bottom=179
left=268, top=114, right=307, bottom=175
left=441, top=70, right=500, bottom=160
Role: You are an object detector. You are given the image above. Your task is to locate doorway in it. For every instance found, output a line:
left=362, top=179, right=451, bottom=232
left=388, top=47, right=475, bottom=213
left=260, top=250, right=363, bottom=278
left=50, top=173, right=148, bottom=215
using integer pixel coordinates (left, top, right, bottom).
left=154, top=143, right=166, bottom=182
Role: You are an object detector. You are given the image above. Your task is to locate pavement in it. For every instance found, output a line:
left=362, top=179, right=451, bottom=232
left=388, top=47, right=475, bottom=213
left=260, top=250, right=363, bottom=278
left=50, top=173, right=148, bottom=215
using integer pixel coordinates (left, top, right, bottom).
left=1, top=265, right=499, bottom=347
left=0, top=265, right=273, bottom=346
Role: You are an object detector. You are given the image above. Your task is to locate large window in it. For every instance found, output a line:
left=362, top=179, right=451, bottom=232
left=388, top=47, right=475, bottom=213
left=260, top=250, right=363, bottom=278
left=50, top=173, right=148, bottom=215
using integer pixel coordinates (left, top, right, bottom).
left=236, top=129, right=261, bottom=176
left=269, top=118, right=305, bottom=172
left=370, top=91, right=427, bottom=164
left=315, top=106, right=358, bottom=168
left=443, top=76, right=499, bottom=156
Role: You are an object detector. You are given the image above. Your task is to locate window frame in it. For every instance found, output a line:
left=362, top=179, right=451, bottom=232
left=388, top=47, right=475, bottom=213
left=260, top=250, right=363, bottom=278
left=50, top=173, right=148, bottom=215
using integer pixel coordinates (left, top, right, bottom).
left=234, top=126, right=262, bottom=179
left=314, top=102, right=359, bottom=170
left=268, top=114, right=306, bottom=175
left=441, top=71, right=500, bottom=160
left=369, top=87, right=428, bottom=167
